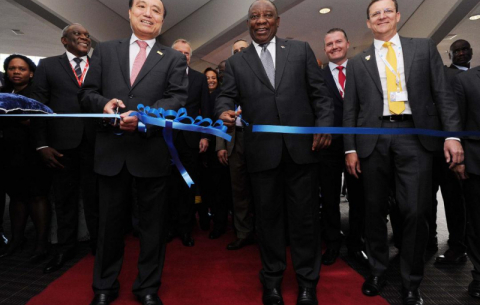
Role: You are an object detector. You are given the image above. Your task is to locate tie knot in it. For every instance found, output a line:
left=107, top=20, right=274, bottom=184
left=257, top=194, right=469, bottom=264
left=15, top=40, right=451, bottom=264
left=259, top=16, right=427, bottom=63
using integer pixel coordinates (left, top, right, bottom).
left=383, top=41, right=392, bottom=48
left=337, top=66, right=344, bottom=72
left=73, top=57, right=82, bottom=65
left=137, top=40, right=148, bottom=49
left=260, top=43, right=269, bottom=51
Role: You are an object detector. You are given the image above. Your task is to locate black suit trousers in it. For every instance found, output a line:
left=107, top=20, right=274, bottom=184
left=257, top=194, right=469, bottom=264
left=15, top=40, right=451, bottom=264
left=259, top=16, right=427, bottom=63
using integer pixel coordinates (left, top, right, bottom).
left=360, top=121, right=432, bottom=290
left=93, top=166, right=168, bottom=297
left=464, top=174, right=480, bottom=281
left=430, top=152, right=466, bottom=252
left=250, top=147, right=321, bottom=289
left=168, top=132, right=198, bottom=235
left=51, top=135, right=98, bottom=251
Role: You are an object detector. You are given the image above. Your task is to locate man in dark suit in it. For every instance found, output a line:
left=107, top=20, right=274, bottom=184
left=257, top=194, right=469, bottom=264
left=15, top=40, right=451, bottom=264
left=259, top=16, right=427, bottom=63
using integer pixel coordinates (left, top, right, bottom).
left=216, top=1, right=333, bottom=304
left=216, top=39, right=256, bottom=251
left=79, top=1, right=187, bottom=304
left=318, top=28, right=367, bottom=266
left=452, top=66, right=480, bottom=299
left=432, top=39, right=473, bottom=264
left=31, top=23, right=98, bottom=273
left=343, top=1, right=464, bottom=304
left=169, top=38, right=209, bottom=247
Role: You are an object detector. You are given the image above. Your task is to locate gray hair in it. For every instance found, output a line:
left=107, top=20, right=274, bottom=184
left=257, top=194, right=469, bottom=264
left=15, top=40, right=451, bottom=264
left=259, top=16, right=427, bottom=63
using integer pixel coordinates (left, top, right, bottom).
left=232, top=39, right=248, bottom=55
left=172, top=38, right=192, bottom=56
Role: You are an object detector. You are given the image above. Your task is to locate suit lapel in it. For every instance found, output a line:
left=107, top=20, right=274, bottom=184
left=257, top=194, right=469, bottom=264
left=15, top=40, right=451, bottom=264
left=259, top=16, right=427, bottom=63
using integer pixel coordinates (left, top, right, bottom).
left=59, top=53, right=80, bottom=87
left=241, top=44, right=275, bottom=92
left=324, top=66, right=343, bottom=102
left=400, top=37, right=415, bottom=84
left=361, top=44, right=382, bottom=94
left=131, top=42, right=166, bottom=89
left=275, top=38, right=288, bottom=89
left=117, top=39, right=131, bottom=89
left=476, top=68, right=480, bottom=81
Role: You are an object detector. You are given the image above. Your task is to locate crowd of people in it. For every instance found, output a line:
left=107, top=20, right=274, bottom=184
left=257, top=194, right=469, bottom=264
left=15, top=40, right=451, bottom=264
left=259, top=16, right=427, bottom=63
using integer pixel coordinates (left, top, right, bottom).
left=0, top=0, right=479, bottom=305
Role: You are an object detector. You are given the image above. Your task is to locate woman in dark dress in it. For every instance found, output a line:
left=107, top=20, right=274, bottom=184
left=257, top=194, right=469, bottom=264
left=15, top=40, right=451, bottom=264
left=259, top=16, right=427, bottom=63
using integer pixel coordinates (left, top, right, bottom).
left=0, top=54, right=50, bottom=262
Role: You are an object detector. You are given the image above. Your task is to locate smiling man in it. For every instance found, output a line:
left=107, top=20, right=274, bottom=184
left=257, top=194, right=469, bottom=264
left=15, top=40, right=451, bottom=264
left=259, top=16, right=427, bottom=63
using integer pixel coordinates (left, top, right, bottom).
left=31, top=23, right=99, bottom=274
left=216, top=1, right=333, bottom=304
left=79, top=0, right=187, bottom=305
left=343, top=0, right=464, bottom=304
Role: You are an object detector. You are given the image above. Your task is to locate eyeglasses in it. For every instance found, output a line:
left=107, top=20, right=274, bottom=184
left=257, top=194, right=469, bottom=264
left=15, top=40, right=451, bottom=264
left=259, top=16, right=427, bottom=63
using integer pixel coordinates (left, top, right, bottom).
left=249, top=13, right=276, bottom=21
left=369, top=8, right=396, bottom=19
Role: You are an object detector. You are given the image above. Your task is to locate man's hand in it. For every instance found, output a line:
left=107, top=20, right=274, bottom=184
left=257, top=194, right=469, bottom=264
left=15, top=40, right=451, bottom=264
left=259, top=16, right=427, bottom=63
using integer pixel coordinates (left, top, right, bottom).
left=312, top=134, right=331, bottom=151
left=451, top=164, right=469, bottom=180
left=217, top=149, right=228, bottom=166
left=345, top=152, right=361, bottom=179
left=119, top=111, right=138, bottom=132
left=199, top=138, right=209, bottom=153
left=219, top=110, right=240, bottom=131
left=444, top=139, right=464, bottom=169
left=104, top=98, right=125, bottom=114
left=38, top=147, right=64, bottom=169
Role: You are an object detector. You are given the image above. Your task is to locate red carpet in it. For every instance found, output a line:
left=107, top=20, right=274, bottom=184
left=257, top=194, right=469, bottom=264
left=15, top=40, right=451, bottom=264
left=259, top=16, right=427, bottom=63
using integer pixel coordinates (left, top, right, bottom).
left=27, top=229, right=389, bottom=305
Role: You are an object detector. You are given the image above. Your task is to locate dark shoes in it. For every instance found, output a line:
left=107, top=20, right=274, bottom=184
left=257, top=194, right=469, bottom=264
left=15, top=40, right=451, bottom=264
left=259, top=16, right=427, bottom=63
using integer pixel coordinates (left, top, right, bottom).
left=297, top=286, right=317, bottom=305
left=29, top=251, right=48, bottom=264
left=43, top=250, right=74, bottom=274
left=402, top=288, right=423, bottom=305
left=180, top=233, right=195, bottom=247
left=468, top=280, right=480, bottom=298
left=226, top=236, right=255, bottom=250
left=138, top=294, right=163, bottom=305
left=209, top=229, right=225, bottom=239
left=321, top=248, right=340, bottom=265
left=348, top=249, right=368, bottom=265
left=262, top=287, right=284, bottom=305
left=89, top=293, right=118, bottom=305
left=435, top=249, right=467, bottom=264
left=362, top=275, right=386, bottom=296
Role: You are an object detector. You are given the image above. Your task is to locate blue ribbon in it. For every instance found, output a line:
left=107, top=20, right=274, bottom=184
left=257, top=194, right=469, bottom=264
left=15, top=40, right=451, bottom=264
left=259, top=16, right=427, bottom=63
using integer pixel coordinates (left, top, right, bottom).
left=252, top=126, right=480, bottom=138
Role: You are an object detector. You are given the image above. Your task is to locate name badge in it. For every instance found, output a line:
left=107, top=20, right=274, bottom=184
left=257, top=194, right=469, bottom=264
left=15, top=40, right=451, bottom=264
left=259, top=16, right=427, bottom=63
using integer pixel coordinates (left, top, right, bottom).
left=390, top=91, right=408, bottom=102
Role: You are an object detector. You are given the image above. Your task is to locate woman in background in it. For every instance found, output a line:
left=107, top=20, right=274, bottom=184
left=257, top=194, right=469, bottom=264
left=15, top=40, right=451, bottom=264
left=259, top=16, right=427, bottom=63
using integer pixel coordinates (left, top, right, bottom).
left=0, top=54, right=50, bottom=262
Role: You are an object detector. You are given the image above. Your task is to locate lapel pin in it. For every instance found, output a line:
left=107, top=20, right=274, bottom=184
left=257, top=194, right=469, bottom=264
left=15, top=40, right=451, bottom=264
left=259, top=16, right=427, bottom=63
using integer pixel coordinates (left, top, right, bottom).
left=157, top=51, right=163, bottom=56
left=281, top=46, right=285, bottom=49
left=365, top=55, right=371, bottom=61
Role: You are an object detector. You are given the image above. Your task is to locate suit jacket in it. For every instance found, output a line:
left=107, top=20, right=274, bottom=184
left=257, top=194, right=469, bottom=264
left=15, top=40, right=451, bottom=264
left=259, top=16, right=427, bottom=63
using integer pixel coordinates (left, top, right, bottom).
left=343, top=37, right=462, bottom=158
left=78, top=38, right=188, bottom=177
left=31, top=53, right=96, bottom=150
left=453, top=66, right=480, bottom=175
left=180, top=68, right=210, bottom=148
left=215, top=38, right=334, bottom=173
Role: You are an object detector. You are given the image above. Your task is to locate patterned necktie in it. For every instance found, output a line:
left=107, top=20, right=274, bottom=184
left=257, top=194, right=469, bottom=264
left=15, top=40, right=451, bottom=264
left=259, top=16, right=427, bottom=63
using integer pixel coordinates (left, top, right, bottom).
left=336, top=66, right=346, bottom=98
left=383, top=42, right=405, bottom=114
left=131, top=40, right=148, bottom=86
left=259, top=43, right=275, bottom=88
left=73, top=57, right=82, bottom=79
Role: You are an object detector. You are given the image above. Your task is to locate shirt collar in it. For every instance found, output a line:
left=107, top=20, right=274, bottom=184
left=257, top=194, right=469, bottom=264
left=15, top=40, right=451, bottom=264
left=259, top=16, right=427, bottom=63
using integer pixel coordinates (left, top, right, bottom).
left=453, top=64, right=469, bottom=71
left=252, top=37, right=276, bottom=49
left=374, top=33, right=400, bottom=51
left=130, top=34, right=156, bottom=49
left=66, top=51, right=88, bottom=63
left=329, top=60, right=348, bottom=72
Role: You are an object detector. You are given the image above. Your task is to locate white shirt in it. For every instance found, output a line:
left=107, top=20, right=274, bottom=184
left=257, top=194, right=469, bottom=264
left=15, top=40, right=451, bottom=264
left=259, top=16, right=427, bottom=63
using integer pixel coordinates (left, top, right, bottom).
left=452, top=64, right=469, bottom=71
left=129, top=34, right=156, bottom=76
left=252, top=37, right=276, bottom=69
left=374, top=33, right=412, bottom=116
left=66, top=51, right=89, bottom=80
left=328, top=60, right=348, bottom=96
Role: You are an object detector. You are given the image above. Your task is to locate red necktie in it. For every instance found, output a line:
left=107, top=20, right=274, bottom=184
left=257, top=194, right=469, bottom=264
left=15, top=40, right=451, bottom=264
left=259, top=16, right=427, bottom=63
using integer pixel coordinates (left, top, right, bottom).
left=130, top=40, right=148, bottom=86
left=337, top=66, right=346, bottom=98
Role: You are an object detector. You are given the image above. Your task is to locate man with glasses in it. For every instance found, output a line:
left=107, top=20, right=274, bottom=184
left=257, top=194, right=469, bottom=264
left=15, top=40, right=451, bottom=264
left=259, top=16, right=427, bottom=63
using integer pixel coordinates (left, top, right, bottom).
left=343, top=0, right=463, bottom=304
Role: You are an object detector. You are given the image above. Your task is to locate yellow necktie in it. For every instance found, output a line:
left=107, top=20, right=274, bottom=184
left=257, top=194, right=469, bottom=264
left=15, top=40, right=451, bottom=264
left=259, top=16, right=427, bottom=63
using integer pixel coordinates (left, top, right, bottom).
left=383, top=42, right=405, bottom=114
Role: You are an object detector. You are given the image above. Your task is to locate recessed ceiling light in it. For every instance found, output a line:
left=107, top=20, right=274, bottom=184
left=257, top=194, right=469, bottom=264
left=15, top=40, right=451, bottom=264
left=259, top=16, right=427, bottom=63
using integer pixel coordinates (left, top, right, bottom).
left=319, top=8, right=331, bottom=14
left=11, top=29, right=24, bottom=35
left=469, top=14, right=480, bottom=21
left=444, top=34, right=457, bottom=40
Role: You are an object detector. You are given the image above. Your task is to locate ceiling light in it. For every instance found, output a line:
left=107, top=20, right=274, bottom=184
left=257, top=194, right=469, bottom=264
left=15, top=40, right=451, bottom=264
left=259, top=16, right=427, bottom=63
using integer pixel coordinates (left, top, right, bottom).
left=469, top=14, right=480, bottom=21
left=11, top=29, right=24, bottom=35
left=319, top=8, right=331, bottom=14
left=444, top=34, right=457, bottom=40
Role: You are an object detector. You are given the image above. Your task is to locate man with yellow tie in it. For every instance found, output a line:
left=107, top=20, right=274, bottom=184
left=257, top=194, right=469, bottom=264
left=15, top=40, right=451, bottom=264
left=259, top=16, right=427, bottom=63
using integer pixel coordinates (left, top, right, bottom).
left=343, top=1, right=464, bottom=304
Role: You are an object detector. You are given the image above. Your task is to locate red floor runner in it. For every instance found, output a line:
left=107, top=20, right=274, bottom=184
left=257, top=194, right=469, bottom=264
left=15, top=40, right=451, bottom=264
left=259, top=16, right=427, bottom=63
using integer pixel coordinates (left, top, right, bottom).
left=28, top=229, right=389, bottom=305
